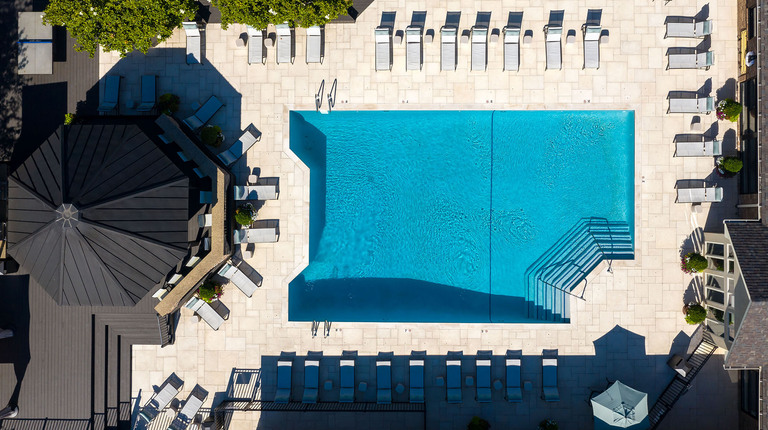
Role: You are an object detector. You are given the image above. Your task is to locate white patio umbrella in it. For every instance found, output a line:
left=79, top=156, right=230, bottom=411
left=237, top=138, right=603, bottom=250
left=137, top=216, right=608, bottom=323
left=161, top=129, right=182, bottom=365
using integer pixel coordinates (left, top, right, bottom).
left=591, top=380, right=650, bottom=430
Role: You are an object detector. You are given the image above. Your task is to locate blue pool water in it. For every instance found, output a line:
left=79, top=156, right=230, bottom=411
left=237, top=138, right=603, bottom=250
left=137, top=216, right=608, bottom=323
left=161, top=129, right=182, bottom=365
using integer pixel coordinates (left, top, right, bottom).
left=289, top=110, right=634, bottom=323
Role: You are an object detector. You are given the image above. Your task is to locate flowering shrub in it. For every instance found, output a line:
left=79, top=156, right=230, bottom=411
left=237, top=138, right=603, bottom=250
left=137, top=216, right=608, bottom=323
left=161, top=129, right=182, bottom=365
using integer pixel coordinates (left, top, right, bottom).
left=201, top=125, right=223, bottom=147
left=235, top=204, right=256, bottom=226
left=197, top=281, right=223, bottom=303
left=681, top=252, right=708, bottom=274
left=158, top=93, right=180, bottom=115
left=716, top=99, right=742, bottom=122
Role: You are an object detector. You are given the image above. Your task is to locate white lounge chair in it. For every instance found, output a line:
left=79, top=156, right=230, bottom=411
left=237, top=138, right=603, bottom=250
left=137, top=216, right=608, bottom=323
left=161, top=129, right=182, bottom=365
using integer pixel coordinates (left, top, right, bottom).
left=505, top=352, right=523, bottom=403
left=275, top=359, right=292, bottom=403
left=375, top=27, right=392, bottom=71
left=183, top=22, right=201, bottom=65
left=138, top=373, right=184, bottom=423
left=233, top=184, right=279, bottom=201
left=503, top=27, right=520, bottom=71
left=246, top=26, right=264, bottom=65
left=471, top=26, right=488, bottom=71
left=545, top=25, right=562, bottom=70
left=406, top=26, right=423, bottom=71
left=446, top=358, right=462, bottom=403
left=674, top=135, right=721, bottom=157
left=339, top=358, right=355, bottom=403
left=17, top=12, right=52, bottom=75
left=198, top=214, right=212, bottom=228
left=167, top=385, right=208, bottom=430
left=233, top=226, right=279, bottom=244
left=667, top=47, right=714, bottom=70
left=668, top=92, right=714, bottom=114
left=184, top=297, right=226, bottom=330
left=441, top=26, right=458, bottom=71
left=136, top=75, right=156, bottom=112
left=476, top=357, right=492, bottom=403
left=409, top=358, right=425, bottom=403
left=217, top=125, right=261, bottom=166
left=542, top=350, right=559, bottom=402
left=276, top=24, right=293, bottom=64
left=583, top=25, right=601, bottom=69
left=376, top=359, right=392, bottom=405
left=306, top=26, right=323, bottom=64
left=302, top=359, right=320, bottom=404
left=183, top=95, right=224, bottom=130
left=677, top=184, right=723, bottom=203
left=218, top=262, right=262, bottom=298
left=665, top=17, right=713, bottom=38
left=98, top=75, right=121, bottom=113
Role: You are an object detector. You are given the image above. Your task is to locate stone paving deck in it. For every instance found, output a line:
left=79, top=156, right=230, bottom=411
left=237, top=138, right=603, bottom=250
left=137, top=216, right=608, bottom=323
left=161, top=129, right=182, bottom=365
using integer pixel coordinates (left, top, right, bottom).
left=99, top=0, right=742, bottom=428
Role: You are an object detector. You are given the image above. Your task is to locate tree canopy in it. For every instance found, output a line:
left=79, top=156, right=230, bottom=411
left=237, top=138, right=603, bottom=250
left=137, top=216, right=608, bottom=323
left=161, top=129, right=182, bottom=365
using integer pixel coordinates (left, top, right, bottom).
left=43, top=0, right=197, bottom=58
left=213, top=0, right=351, bottom=29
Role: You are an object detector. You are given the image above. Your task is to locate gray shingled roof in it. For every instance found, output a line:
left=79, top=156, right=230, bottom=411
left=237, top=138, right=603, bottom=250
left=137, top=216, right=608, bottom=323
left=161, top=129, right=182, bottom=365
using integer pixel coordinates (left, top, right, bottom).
left=724, top=222, right=768, bottom=368
left=7, top=124, right=192, bottom=306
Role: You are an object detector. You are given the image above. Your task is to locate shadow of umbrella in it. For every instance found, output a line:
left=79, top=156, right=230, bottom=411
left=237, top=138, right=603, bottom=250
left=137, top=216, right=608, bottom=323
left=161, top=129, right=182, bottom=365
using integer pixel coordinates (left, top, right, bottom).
left=0, top=275, right=31, bottom=412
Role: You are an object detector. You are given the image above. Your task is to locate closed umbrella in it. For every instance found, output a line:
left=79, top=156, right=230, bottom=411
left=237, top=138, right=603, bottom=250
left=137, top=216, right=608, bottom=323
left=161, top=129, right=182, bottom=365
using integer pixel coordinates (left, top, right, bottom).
left=591, top=380, right=650, bottom=430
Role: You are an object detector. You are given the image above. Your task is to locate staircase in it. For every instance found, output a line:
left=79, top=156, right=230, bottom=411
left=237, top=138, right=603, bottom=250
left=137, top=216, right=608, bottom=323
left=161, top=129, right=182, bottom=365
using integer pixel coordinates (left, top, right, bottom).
left=648, top=338, right=718, bottom=429
left=526, top=218, right=633, bottom=322
left=92, top=314, right=168, bottom=430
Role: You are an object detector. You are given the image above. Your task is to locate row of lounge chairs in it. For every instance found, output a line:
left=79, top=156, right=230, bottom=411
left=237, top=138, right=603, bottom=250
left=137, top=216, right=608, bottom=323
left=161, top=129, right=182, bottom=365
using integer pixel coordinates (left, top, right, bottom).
left=664, top=15, right=724, bottom=204
left=98, top=75, right=158, bottom=114
left=246, top=24, right=324, bottom=65
left=274, top=350, right=559, bottom=404
left=137, top=373, right=208, bottom=430
left=376, top=10, right=605, bottom=71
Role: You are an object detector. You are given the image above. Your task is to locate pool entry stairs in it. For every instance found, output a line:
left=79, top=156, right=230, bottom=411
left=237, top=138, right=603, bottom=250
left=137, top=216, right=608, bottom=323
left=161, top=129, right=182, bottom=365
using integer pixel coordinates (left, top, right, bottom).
left=526, top=218, right=633, bottom=322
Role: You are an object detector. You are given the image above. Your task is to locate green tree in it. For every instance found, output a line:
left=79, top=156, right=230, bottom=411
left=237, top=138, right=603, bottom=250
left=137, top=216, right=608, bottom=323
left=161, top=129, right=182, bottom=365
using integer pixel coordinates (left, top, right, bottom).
left=213, top=0, right=351, bottom=30
left=43, top=0, right=197, bottom=58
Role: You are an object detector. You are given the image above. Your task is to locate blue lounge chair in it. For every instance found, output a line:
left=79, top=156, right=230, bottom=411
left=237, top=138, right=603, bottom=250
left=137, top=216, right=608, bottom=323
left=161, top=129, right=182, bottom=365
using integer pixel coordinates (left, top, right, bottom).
left=505, top=352, right=523, bottom=402
left=183, top=96, right=224, bottom=131
left=275, top=359, right=292, bottom=403
left=98, top=75, right=121, bottom=113
left=302, top=359, right=319, bottom=403
left=447, top=359, right=462, bottom=403
left=217, top=125, right=261, bottom=166
left=542, top=350, right=560, bottom=402
left=137, top=75, right=156, bottom=112
left=376, top=359, right=392, bottom=404
left=339, top=358, right=355, bottom=403
left=476, top=356, right=492, bottom=402
left=409, top=357, right=425, bottom=403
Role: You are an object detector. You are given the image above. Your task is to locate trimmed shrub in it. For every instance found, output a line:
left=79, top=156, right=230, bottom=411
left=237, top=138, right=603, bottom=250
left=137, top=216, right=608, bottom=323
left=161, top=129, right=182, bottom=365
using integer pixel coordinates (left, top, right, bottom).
left=538, top=420, right=559, bottom=430
left=235, top=204, right=255, bottom=226
left=720, top=157, right=743, bottom=174
left=158, top=93, right=180, bottom=115
left=681, top=252, right=708, bottom=274
left=685, top=303, right=707, bottom=325
left=201, top=125, right=223, bottom=147
left=467, top=417, right=490, bottom=430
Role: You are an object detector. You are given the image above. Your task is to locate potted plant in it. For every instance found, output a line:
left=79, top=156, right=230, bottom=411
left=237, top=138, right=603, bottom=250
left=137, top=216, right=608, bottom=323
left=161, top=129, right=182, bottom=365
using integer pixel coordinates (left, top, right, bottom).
left=538, top=420, right=559, bottom=430
left=716, top=99, right=742, bottom=122
left=467, top=417, right=490, bottom=430
left=64, top=113, right=76, bottom=125
left=201, top=125, right=223, bottom=147
left=158, top=93, right=180, bottom=115
left=235, top=203, right=256, bottom=226
left=716, top=156, right=743, bottom=177
left=683, top=303, right=707, bottom=325
left=196, top=281, right=223, bottom=303
left=681, top=252, right=708, bottom=274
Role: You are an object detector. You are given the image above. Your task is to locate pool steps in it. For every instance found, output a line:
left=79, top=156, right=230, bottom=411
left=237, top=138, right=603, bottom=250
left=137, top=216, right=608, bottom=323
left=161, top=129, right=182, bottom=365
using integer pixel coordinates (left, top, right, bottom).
left=525, top=218, right=633, bottom=322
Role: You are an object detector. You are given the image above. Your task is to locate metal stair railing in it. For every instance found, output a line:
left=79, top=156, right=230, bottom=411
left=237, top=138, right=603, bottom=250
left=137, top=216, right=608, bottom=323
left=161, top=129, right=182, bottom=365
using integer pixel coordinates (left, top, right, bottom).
left=648, top=338, right=718, bottom=429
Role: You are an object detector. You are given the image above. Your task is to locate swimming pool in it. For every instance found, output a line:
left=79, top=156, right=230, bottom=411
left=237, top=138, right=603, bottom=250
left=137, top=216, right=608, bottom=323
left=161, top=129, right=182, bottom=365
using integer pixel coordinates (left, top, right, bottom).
left=289, top=110, right=634, bottom=323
